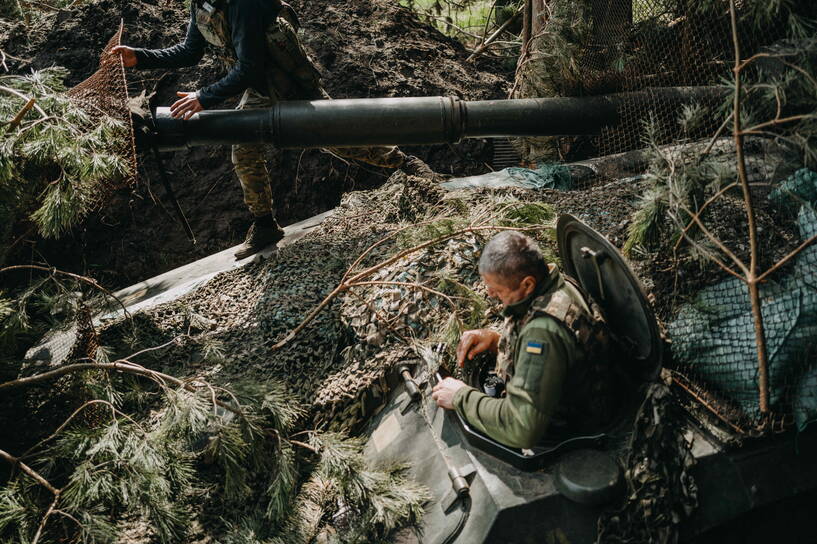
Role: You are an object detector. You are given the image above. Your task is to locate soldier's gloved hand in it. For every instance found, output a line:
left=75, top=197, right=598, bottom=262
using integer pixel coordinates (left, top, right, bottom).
left=456, top=329, right=501, bottom=367
left=432, top=377, right=467, bottom=410
left=170, top=92, right=204, bottom=120
left=110, top=45, right=138, bottom=68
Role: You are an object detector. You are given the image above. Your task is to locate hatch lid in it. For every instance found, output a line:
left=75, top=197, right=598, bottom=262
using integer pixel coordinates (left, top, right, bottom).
left=556, top=214, right=663, bottom=379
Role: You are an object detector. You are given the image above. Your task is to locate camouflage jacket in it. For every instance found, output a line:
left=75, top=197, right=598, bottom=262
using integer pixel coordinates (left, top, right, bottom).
left=133, top=0, right=315, bottom=107
left=453, top=265, right=616, bottom=448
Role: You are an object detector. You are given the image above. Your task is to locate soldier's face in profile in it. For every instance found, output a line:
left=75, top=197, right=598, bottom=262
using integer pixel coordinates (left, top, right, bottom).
left=482, top=273, right=536, bottom=307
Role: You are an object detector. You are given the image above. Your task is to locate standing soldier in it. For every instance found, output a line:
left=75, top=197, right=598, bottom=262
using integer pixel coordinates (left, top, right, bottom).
left=113, top=0, right=434, bottom=258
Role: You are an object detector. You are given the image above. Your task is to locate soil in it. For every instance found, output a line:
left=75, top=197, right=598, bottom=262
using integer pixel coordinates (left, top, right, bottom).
left=1, top=0, right=510, bottom=288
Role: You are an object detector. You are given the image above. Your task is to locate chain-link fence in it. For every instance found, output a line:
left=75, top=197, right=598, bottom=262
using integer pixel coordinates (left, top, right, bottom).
left=515, top=0, right=793, bottom=163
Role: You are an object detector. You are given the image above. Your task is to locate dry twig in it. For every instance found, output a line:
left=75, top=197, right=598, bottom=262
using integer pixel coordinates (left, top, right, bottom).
left=269, top=223, right=544, bottom=350
left=467, top=7, right=522, bottom=62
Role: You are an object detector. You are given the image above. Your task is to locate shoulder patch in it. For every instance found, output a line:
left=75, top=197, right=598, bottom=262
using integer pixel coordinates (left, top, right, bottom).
left=526, top=341, right=544, bottom=354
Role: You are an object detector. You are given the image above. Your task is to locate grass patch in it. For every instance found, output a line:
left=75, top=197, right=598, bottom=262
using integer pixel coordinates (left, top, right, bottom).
left=401, top=0, right=496, bottom=36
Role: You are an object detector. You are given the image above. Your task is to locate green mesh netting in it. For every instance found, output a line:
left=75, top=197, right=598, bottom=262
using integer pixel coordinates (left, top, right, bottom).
left=669, top=170, right=817, bottom=430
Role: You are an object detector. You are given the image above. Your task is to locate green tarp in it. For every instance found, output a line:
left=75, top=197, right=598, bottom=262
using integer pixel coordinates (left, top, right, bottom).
left=670, top=169, right=817, bottom=430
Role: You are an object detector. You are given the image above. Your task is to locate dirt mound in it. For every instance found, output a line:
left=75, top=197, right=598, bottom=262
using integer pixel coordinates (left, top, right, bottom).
left=2, top=0, right=510, bottom=288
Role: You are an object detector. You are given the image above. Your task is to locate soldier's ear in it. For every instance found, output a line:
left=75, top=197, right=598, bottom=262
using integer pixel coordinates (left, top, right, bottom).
left=520, top=275, right=536, bottom=295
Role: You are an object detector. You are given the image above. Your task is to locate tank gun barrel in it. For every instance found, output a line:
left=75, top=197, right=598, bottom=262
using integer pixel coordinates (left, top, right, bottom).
left=153, top=87, right=724, bottom=151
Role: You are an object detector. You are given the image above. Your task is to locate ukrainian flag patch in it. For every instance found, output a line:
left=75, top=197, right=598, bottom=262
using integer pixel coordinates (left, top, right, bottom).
left=526, top=341, right=543, bottom=354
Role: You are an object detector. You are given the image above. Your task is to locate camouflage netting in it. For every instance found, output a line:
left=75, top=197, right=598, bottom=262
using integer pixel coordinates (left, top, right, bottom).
left=596, top=383, right=697, bottom=544
left=53, top=174, right=557, bottom=433
left=66, top=22, right=137, bottom=197
left=669, top=169, right=817, bottom=433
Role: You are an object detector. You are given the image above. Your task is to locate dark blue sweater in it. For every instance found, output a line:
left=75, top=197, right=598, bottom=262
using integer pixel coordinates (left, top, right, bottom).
left=133, top=0, right=279, bottom=108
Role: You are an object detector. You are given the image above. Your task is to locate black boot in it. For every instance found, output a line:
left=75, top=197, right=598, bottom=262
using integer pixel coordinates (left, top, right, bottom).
left=401, top=154, right=436, bottom=178
left=234, top=214, right=285, bottom=260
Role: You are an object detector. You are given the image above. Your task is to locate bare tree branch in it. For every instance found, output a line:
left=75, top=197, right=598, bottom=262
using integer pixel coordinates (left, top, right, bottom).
left=756, top=233, right=817, bottom=283
left=31, top=494, right=59, bottom=544
left=467, top=7, right=522, bottom=62
left=730, top=0, right=769, bottom=414
left=0, top=448, right=59, bottom=494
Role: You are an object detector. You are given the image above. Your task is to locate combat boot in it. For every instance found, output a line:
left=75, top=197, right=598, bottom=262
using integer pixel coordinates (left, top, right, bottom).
left=234, top=214, right=285, bottom=260
left=401, top=154, right=436, bottom=179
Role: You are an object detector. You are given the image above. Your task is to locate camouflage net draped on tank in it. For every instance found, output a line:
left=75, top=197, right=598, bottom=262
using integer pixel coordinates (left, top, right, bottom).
left=596, top=383, right=697, bottom=544
left=39, top=174, right=554, bottom=434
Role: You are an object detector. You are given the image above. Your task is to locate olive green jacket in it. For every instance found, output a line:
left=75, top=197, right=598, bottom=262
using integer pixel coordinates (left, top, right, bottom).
left=452, top=268, right=583, bottom=449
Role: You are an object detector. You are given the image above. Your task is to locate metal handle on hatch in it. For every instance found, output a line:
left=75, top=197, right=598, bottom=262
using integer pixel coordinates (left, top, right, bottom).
left=580, top=247, right=608, bottom=301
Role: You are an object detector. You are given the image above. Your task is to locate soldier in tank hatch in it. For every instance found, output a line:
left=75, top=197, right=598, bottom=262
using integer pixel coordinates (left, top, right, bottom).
left=432, top=231, right=617, bottom=449
left=112, top=0, right=434, bottom=259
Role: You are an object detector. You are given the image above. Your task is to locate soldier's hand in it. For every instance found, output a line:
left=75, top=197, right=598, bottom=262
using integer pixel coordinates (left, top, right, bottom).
left=456, top=329, right=501, bottom=367
left=432, top=377, right=467, bottom=410
left=170, top=92, right=204, bottom=120
left=111, top=45, right=138, bottom=68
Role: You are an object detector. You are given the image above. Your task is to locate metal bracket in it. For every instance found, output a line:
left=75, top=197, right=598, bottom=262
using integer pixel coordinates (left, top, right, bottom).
left=580, top=246, right=608, bottom=301
left=398, top=392, right=416, bottom=415
left=441, top=463, right=477, bottom=513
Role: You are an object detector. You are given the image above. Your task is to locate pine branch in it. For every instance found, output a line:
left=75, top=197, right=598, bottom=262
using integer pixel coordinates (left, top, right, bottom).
left=0, top=264, right=130, bottom=319
left=5, top=97, right=36, bottom=129
left=20, top=399, right=143, bottom=460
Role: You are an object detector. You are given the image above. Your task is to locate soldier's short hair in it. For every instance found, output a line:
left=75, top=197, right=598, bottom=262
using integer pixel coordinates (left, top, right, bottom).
left=478, top=231, right=547, bottom=285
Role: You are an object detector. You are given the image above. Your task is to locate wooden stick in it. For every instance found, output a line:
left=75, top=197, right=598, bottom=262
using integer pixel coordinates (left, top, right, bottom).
left=467, top=8, right=522, bottom=62
left=7, top=98, right=35, bottom=128
left=0, top=86, right=47, bottom=118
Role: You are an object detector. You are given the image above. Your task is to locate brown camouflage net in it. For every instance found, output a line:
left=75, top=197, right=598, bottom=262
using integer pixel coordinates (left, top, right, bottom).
left=66, top=21, right=137, bottom=194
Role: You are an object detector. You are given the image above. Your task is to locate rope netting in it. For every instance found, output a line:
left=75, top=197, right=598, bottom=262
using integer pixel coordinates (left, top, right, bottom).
left=66, top=22, right=137, bottom=196
left=16, top=24, right=136, bottom=383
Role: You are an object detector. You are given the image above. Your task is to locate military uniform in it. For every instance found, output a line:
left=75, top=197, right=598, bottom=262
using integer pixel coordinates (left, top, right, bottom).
left=134, top=0, right=406, bottom=219
left=453, top=265, right=616, bottom=449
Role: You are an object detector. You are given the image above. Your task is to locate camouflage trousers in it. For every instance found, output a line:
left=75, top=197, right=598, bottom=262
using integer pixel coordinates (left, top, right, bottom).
left=232, top=19, right=405, bottom=217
